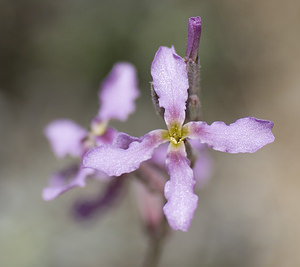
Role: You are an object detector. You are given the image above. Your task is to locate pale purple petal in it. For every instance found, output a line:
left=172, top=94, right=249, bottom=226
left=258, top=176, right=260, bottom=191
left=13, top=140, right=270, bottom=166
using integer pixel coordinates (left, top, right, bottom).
left=189, top=140, right=212, bottom=186
left=151, top=47, right=189, bottom=128
left=184, top=117, right=275, bottom=153
left=98, top=62, right=139, bottom=122
left=150, top=142, right=168, bottom=167
left=82, top=130, right=168, bottom=176
left=163, top=142, right=198, bottom=231
left=193, top=154, right=212, bottom=185
left=44, top=119, right=87, bottom=158
left=111, top=132, right=140, bottom=149
left=42, top=166, right=95, bottom=201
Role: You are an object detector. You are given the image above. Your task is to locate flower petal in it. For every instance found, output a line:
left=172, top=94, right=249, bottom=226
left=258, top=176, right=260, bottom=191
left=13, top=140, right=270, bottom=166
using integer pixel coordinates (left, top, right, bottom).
left=82, top=130, right=169, bottom=176
left=150, top=142, right=168, bottom=167
left=188, top=140, right=212, bottom=186
left=163, top=142, right=198, bottom=231
left=73, top=177, right=126, bottom=220
left=44, top=119, right=87, bottom=158
left=111, top=131, right=140, bottom=149
left=98, top=62, right=139, bottom=122
left=95, top=127, right=117, bottom=146
left=42, top=166, right=95, bottom=201
left=151, top=47, right=189, bottom=128
left=184, top=117, right=275, bottom=153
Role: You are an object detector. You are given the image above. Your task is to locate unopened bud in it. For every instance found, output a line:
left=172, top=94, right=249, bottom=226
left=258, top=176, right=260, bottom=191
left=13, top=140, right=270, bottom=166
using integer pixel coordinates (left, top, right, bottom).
left=185, top=16, right=202, bottom=63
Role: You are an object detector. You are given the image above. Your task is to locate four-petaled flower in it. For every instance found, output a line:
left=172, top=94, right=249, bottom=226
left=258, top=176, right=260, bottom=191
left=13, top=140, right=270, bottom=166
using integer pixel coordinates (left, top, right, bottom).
left=43, top=62, right=139, bottom=201
left=83, top=47, right=275, bottom=231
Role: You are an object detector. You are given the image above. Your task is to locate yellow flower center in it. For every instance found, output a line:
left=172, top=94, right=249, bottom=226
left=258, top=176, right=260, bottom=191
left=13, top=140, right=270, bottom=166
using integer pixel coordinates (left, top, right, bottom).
left=83, top=120, right=108, bottom=150
left=168, top=123, right=187, bottom=145
left=91, top=120, right=107, bottom=136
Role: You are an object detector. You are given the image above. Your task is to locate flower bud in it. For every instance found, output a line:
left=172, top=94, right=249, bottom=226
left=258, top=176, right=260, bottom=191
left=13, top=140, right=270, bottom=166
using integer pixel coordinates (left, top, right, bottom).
left=185, top=16, right=202, bottom=63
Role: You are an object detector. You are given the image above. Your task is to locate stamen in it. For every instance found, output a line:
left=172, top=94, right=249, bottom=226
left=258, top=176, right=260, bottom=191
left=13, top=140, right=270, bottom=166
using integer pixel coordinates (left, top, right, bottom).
left=91, top=120, right=107, bottom=136
left=169, top=130, right=185, bottom=145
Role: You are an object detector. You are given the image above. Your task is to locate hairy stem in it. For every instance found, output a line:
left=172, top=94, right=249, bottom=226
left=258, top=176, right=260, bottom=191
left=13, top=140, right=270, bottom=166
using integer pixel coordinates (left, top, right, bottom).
left=185, top=60, right=202, bottom=122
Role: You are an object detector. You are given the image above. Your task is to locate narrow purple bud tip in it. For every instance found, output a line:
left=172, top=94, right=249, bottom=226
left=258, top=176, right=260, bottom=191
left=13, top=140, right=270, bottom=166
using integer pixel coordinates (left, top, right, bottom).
left=185, top=16, right=202, bottom=62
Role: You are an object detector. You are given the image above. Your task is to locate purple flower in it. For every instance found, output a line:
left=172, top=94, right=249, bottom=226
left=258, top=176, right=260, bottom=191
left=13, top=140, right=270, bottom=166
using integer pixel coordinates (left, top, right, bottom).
left=83, top=47, right=274, bottom=231
left=43, top=62, right=139, bottom=201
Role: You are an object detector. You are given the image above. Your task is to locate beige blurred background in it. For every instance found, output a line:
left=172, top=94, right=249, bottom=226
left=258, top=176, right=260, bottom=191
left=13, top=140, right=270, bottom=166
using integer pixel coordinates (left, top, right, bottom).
left=0, top=0, right=299, bottom=266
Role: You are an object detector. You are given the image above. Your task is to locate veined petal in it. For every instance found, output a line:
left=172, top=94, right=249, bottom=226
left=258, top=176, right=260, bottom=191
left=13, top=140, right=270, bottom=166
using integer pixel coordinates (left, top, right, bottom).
left=151, top=46, right=189, bottom=128
left=163, top=142, right=198, bottom=231
left=111, top=131, right=140, bottom=149
left=42, top=166, right=95, bottom=201
left=98, top=62, right=139, bottom=122
left=184, top=117, right=275, bottom=153
left=82, top=130, right=169, bottom=176
left=44, top=119, right=87, bottom=158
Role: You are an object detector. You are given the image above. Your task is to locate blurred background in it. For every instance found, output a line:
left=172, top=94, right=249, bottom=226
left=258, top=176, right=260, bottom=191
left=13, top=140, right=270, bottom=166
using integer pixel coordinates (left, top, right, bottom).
left=0, top=0, right=299, bottom=266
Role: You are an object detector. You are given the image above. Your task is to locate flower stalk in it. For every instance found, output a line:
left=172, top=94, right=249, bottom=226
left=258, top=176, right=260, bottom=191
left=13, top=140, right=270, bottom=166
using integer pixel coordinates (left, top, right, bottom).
left=185, top=16, right=202, bottom=122
left=142, top=217, right=169, bottom=267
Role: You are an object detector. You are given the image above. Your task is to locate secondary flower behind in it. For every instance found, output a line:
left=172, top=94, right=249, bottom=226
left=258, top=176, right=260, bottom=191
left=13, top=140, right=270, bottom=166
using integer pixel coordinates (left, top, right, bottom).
left=43, top=62, right=139, bottom=201
left=83, top=46, right=275, bottom=232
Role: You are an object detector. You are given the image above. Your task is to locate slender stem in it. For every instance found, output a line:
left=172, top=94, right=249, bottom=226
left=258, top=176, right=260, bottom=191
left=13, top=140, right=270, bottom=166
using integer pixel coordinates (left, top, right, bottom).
left=142, top=218, right=169, bottom=267
left=185, top=60, right=202, bottom=122
left=142, top=238, right=162, bottom=267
